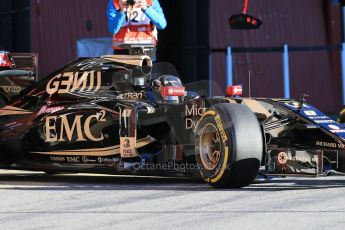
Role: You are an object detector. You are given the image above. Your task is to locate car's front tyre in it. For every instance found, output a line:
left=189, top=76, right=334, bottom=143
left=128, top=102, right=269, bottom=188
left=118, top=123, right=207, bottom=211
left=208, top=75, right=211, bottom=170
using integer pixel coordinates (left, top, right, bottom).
left=195, top=103, right=263, bottom=188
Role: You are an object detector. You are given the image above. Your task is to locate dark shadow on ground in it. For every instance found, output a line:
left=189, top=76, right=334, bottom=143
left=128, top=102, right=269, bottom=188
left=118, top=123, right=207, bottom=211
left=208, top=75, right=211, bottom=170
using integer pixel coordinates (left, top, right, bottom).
left=0, top=171, right=345, bottom=191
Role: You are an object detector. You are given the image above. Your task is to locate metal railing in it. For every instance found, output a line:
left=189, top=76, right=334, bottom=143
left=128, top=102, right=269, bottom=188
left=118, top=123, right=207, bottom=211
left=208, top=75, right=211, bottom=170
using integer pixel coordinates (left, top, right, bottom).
left=210, top=44, right=345, bottom=104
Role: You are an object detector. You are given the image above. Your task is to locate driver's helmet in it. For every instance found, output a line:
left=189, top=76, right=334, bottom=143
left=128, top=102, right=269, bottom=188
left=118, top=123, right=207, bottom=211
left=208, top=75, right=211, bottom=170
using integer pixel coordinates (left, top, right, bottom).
left=152, top=75, right=183, bottom=102
left=0, top=51, right=16, bottom=70
left=152, top=75, right=182, bottom=91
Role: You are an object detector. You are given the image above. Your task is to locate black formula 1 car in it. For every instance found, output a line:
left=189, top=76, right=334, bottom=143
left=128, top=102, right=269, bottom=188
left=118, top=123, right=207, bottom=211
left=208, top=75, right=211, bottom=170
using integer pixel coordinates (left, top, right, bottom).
left=1, top=52, right=345, bottom=188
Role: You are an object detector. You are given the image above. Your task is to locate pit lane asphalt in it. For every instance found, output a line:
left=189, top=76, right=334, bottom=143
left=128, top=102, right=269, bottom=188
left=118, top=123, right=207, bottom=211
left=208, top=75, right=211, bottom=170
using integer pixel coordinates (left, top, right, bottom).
left=0, top=170, right=345, bottom=230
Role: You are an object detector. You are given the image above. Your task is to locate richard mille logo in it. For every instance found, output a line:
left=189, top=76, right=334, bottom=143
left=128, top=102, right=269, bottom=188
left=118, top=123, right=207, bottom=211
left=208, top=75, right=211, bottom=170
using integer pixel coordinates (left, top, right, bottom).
left=315, top=141, right=345, bottom=149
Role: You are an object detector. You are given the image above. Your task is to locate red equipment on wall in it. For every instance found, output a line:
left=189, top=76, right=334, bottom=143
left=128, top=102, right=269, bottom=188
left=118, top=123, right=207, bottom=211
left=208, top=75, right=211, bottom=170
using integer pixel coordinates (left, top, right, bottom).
left=229, top=0, right=262, bottom=30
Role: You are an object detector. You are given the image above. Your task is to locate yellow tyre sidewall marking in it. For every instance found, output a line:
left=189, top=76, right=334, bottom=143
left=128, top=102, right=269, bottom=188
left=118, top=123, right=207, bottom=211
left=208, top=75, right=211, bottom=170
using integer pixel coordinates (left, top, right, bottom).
left=210, top=146, right=228, bottom=183
left=340, top=108, right=345, bottom=116
left=339, top=108, right=345, bottom=122
left=199, top=110, right=229, bottom=184
left=201, top=110, right=216, bottom=119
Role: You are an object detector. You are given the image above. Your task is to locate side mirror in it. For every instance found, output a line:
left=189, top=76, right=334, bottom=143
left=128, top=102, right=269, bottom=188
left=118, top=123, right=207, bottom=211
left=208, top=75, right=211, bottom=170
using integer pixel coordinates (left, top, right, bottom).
left=229, top=14, right=262, bottom=30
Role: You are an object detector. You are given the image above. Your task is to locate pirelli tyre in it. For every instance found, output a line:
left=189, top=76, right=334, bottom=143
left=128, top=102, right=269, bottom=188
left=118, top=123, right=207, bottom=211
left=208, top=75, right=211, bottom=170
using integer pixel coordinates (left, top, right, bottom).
left=195, top=103, right=263, bottom=188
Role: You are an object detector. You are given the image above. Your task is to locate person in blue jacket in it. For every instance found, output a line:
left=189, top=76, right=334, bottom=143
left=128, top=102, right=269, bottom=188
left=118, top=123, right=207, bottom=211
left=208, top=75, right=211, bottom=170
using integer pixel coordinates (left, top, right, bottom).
left=107, top=0, right=167, bottom=59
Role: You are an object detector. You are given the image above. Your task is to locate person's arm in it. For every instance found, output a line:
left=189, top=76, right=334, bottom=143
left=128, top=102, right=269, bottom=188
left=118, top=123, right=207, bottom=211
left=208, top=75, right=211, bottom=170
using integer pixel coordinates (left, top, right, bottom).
left=107, top=0, right=127, bottom=34
left=143, top=0, right=167, bottom=30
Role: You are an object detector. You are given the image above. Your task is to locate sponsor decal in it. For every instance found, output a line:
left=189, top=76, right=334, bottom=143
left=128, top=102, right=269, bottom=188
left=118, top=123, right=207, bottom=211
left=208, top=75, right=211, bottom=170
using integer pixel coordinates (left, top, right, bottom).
left=330, top=130, right=345, bottom=133
left=304, top=110, right=317, bottom=116
left=309, top=116, right=329, bottom=120
left=161, top=86, right=185, bottom=96
left=286, top=155, right=314, bottom=162
left=116, top=92, right=143, bottom=100
left=269, top=150, right=322, bottom=176
left=97, top=157, right=118, bottom=164
left=46, top=71, right=101, bottom=95
left=185, top=104, right=206, bottom=116
left=50, top=156, right=66, bottom=162
left=124, top=139, right=130, bottom=148
left=315, top=141, right=345, bottom=149
left=45, top=110, right=107, bottom=142
left=327, top=124, right=345, bottom=133
left=277, top=152, right=288, bottom=164
left=185, top=105, right=206, bottom=131
left=0, top=86, right=21, bottom=93
left=65, top=156, right=80, bottom=163
left=329, top=124, right=340, bottom=130
left=314, top=120, right=335, bottom=124
left=32, top=145, right=120, bottom=157
left=120, top=137, right=138, bottom=158
left=215, top=115, right=228, bottom=142
left=82, top=156, right=97, bottom=163
left=226, top=85, right=242, bottom=96
left=37, top=105, right=64, bottom=116
left=50, top=155, right=110, bottom=164
left=284, top=102, right=310, bottom=109
left=32, top=137, right=154, bottom=157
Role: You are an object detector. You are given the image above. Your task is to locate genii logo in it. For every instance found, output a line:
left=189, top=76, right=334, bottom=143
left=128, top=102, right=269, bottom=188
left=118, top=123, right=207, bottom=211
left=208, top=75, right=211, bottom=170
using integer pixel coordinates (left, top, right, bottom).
left=46, top=71, right=101, bottom=95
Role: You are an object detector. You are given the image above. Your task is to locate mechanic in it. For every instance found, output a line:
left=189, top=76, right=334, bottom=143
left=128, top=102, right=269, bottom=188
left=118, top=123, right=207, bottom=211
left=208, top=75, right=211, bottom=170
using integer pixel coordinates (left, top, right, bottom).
left=107, top=0, right=167, bottom=60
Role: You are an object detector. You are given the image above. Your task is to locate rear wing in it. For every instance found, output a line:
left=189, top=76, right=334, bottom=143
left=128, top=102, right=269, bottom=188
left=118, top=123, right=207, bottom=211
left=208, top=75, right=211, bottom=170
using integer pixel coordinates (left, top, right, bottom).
left=0, top=53, right=38, bottom=97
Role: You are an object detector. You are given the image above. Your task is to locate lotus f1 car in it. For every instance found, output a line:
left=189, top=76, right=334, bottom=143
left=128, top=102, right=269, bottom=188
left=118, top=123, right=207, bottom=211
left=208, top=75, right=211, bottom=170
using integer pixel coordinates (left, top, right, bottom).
left=1, top=52, right=345, bottom=188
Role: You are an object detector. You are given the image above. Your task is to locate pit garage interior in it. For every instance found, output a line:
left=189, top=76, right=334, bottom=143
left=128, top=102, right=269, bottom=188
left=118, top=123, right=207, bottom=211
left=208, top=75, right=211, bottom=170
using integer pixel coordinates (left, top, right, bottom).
left=0, top=0, right=344, bottom=113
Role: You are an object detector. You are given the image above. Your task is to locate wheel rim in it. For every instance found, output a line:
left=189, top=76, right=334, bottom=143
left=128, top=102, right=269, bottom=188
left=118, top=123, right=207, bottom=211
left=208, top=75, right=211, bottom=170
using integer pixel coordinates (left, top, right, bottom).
left=199, top=123, right=222, bottom=170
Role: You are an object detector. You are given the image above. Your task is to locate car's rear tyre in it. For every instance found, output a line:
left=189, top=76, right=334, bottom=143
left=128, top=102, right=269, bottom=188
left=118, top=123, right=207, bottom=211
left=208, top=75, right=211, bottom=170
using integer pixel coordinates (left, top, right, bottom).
left=195, top=103, right=263, bottom=188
